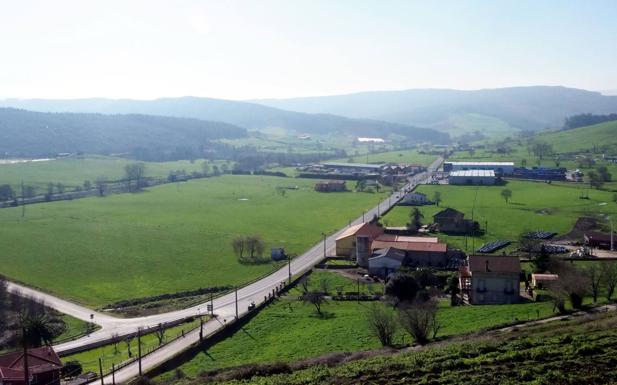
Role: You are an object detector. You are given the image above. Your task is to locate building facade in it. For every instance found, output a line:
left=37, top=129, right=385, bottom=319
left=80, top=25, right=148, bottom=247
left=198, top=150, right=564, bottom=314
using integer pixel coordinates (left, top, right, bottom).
left=459, top=255, right=521, bottom=305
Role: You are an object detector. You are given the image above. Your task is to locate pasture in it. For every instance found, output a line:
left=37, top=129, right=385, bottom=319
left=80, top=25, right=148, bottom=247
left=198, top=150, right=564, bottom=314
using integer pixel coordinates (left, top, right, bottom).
left=158, top=271, right=554, bottom=379
left=0, top=155, right=211, bottom=196
left=0, top=175, right=386, bottom=307
left=383, top=180, right=617, bottom=252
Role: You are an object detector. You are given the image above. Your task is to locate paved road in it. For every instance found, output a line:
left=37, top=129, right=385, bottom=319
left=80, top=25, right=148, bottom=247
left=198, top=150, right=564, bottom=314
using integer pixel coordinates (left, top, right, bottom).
left=6, top=156, right=443, bottom=382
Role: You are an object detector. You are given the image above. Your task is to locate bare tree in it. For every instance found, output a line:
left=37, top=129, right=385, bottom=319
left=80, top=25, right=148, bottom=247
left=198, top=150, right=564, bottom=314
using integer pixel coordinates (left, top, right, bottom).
left=433, top=191, right=442, bottom=207
left=602, top=261, right=617, bottom=301
left=366, top=303, right=397, bottom=346
left=231, top=236, right=246, bottom=259
left=154, top=323, right=165, bottom=346
left=245, top=235, right=265, bottom=259
left=125, top=163, right=146, bottom=192
left=398, top=299, right=438, bottom=345
left=95, top=176, right=107, bottom=197
left=585, top=264, right=603, bottom=303
left=501, top=188, right=512, bottom=204
left=548, top=260, right=589, bottom=310
left=319, top=276, right=331, bottom=295
left=125, top=336, right=134, bottom=357
left=111, top=332, right=120, bottom=354
left=302, top=291, right=326, bottom=316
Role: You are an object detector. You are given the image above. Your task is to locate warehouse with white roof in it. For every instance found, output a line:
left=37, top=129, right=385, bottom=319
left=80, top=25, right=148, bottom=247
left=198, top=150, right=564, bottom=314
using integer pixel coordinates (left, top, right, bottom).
left=444, top=161, right=514, bottom=175
left=448, top=169, right=496, bottom=185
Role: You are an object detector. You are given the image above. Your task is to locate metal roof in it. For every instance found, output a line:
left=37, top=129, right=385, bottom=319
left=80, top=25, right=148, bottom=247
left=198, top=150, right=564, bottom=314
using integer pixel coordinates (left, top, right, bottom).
left=447, top=161, right=514, bottom=166
left=449, top=170, right=496, bottom=177
left=322, top=162, right=383, bottom=169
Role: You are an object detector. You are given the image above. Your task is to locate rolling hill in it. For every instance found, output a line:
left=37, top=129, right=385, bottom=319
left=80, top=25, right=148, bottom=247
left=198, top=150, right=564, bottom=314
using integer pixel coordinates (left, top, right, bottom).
left=254, top=86, right=617, bottom=137
left=0, top=108, right=246, bottom=157
left=0, top=97, right=449, bottom=144
left=532, top=119, right=617, bottom=154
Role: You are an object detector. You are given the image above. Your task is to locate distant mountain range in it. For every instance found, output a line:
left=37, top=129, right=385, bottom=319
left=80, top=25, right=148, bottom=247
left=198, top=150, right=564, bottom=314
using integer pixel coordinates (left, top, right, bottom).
left=253, top=86, right=617, bottom=135
left=0, top=108, right=246, bottom=157
left=0, top=97, right=448, bottom=144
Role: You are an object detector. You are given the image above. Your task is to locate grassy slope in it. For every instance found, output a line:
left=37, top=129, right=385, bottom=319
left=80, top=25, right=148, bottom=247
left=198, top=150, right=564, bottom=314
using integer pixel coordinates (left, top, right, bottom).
left=383, top=180, right=617, bottom=252
left=0, top=155, right=211, bottom=195
left=56, top=314, right=94, bottom=342
left=0, top=175, right=386, bottom=307
left=160, top=272, right=554, bottom=379
left=334, top=149, right=437, bottom=165
left=63, top=319, right=201, bottom=373
left=533, top=120, right=617, bottom=153
left=214, top=312, right=617, bottom=385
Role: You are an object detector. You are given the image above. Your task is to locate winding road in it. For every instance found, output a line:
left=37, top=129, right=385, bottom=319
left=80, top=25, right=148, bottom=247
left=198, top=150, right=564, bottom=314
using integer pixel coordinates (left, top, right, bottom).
left=6, top=156, right=443, bottom=383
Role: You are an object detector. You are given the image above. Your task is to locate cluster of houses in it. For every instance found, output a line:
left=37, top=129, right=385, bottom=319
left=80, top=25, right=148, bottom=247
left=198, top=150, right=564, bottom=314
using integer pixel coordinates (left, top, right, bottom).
left=333, top=221, right=529, bottom=305
left=0, top=347, right=63, bottom=385
left=299, top=162, right=426, bottom=184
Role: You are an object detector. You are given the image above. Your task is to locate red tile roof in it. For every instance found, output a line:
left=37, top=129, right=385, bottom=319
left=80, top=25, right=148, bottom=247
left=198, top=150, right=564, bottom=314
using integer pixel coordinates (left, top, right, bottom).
left=0, top=347, right=63, bottom=377
left=468, top=255, right=520, bottom=273
left=371, top=240, right=447, bottom=253
left=336, top=222, right=383, bottom=241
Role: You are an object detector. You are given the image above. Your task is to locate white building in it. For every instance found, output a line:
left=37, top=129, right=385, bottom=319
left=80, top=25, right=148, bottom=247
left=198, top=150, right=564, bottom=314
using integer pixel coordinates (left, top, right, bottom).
left=400, top=192, right=429, bottom=205
left=449, top=170, right=496, bottom=185
left=444, top=161, right=514, bottom=175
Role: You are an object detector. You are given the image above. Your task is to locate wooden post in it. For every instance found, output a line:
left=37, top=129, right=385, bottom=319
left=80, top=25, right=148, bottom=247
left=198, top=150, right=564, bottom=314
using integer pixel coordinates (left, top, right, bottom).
left=22, top=328, right=29, bottom=385
left=199, top=317, right=203, bottom=341
left=137, top=329, right=142, bottom=376
left=98, top=358, right=104, bottom=385
left=210, top=292, right=214, bottom=316
left=112, top=363, right=115, bottom=385
left=288, top=255, right=292, bottom=284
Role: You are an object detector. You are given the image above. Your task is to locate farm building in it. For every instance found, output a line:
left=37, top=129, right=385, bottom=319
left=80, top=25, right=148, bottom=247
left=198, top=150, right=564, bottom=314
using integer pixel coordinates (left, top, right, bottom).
left=512, top=167, right=566, bottom=181
left=448, top=170, right=496, bottom=185
left=399, top=191, right=429, bottom=205
left=314, top=180, right=347, bottom=192
left=335, top=222, right=384, bottom=266
left=0, top=347, right=63, bottom=385
left=531, top=273, right=559, bottom=289
left=433, top=208, right=479, bottom=234
left=584, top=232, right=614, bottom=250
left=371, top=239, right=448, bottom=268
left=459, top=255, right=521, bottom=305
left=321, top=162, right=383, bottom=173
left=444, top=161, right=514, bottom=175
left=368, top=247, right=407, bottom=276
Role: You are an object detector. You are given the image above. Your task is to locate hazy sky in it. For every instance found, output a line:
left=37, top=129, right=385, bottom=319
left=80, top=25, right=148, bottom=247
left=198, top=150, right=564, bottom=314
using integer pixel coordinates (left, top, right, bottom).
left=1, top=0, right=616, bottom=100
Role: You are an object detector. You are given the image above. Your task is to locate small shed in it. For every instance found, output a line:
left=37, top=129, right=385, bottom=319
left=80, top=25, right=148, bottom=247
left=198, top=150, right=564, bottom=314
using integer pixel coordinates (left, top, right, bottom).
left=271, top=247, right=287, bottom=261
left=531, top=273, right=559, bottom=289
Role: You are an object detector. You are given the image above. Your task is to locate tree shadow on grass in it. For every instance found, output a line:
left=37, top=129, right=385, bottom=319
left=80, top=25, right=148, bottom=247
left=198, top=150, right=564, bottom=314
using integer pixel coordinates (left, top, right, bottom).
left=309, top=311, right=336, bottom=320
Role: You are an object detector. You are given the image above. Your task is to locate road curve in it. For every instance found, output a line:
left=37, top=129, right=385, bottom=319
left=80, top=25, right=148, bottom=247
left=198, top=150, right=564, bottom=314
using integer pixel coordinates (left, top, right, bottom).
left=6, top=156, right=443, bottom=382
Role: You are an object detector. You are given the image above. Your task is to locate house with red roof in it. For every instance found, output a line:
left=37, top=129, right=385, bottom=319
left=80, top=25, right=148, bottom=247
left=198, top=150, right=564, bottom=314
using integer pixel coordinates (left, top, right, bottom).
left=0, top=347, right=63, bottom=385
left=459, top=255, right=521, bottom=305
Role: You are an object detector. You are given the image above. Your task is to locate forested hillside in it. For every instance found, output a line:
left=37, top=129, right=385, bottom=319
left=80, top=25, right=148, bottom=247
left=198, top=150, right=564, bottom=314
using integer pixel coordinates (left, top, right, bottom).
left=0, top=97, right=449, bottom=143
left=0, top=108, right=246, bottom=158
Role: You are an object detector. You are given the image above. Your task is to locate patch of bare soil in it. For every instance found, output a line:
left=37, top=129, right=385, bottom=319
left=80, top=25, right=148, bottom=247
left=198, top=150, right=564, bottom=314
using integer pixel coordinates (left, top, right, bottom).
left=554, top=216, right=600, bottom=242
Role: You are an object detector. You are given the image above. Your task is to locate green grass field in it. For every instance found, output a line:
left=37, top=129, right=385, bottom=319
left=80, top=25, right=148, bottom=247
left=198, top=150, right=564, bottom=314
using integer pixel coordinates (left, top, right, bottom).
left=159, top=271, right=555, bottom=379
left=0, top=155, right=213, bottom=195
left=383, top=180, right=617, bottom=252
left=0, top=175, right=386, bottom=307
left=333, top=149, right=437, bottom=165
left=63, top=318, right=201, bottom=374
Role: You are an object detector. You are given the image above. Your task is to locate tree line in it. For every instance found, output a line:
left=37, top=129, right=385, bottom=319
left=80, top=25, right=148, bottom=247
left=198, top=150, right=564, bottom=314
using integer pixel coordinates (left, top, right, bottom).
left=563, top=113, right=617, bottom=130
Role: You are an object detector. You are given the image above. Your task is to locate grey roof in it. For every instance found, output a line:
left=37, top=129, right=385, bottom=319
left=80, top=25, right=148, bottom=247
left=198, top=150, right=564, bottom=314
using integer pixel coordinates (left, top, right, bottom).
left=369, top=247, right=407, bottom=262
left=322, top=162, right=383, bottom=170
left=446, top=161, right=514, bottom=166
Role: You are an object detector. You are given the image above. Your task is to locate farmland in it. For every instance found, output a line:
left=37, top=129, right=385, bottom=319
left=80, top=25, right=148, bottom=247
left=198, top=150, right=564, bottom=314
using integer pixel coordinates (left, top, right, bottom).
left=201, top=312, right=617, bottom=385
left=0, top=175, right=387, bottom=307
left=383, top=180, right=617, bottom=252
left=158, top=271, right=554, bottom=379
left=0, top=155, right=212, bottom=196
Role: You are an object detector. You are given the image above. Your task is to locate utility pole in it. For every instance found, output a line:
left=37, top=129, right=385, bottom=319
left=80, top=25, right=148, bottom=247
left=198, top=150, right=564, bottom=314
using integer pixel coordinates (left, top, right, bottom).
left=321, top=233, right=326, bottom=258
left=98, top=358, right=104, bottom=385
left=362, top=210, right=365, bottom=222
left=357, top=278, right=360, bottom=303
left=611, top=216, right=614, bottom=251
left=112, top=364, right=115, bottom=385
left=377, top=201, right=380, bottom=217
left=287, top=254, right=292, bottom=284
left=235, top=287, right=238, bottom=319
left=210, top=292, right=214, bottom=316
left=199, top=316, right=204, bottom=341
left=137, top=328, right=142, bottom=376
left=22, top=327, right=29, bottom=385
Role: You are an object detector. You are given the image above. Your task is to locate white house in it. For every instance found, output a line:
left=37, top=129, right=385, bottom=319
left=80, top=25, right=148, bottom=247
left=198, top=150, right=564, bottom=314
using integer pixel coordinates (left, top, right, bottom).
left=448, top=170, right=496, bottom=185
left=368, top=247, right=407, bottom=276
left=400, top=192, right=429, bottom=206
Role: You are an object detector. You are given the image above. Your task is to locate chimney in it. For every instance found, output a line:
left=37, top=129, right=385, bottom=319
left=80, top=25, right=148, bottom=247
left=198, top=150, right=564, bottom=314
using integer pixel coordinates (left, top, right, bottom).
left=485, top=260, right=490, bottom=272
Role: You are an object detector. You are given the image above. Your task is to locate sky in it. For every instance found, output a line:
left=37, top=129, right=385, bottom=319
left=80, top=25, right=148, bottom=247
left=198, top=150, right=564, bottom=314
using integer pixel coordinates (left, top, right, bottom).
left=1, top=0, right=616, bottom=100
